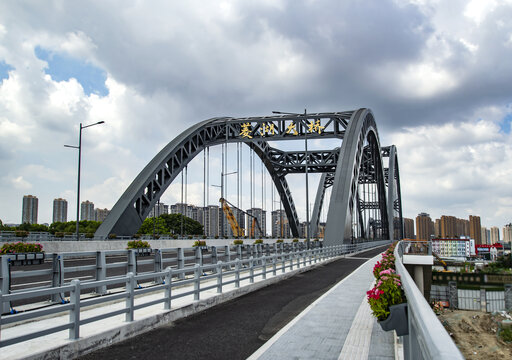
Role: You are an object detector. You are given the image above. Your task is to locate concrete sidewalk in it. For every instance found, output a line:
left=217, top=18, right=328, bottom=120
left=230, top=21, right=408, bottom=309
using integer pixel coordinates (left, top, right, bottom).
left=248, top=255, right=397, bottom=360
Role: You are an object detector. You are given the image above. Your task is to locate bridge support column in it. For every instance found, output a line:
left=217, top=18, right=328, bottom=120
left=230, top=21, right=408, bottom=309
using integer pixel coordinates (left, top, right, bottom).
left=1, top=256, right=10, bottom=313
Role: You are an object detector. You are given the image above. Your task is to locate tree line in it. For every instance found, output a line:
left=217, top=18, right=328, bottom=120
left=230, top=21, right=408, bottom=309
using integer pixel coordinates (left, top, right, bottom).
left=0, top=213, right=203, bottom=236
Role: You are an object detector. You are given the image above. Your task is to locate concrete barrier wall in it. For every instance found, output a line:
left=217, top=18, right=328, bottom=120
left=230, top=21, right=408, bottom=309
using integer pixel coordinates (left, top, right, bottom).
left=24, top=238, right=307, bottom=253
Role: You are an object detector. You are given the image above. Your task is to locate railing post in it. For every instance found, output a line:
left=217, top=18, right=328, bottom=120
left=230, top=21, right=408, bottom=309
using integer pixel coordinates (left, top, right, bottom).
left=69, top=279, right=81, bottom=340
left=296, top=251, right=301, bottom=269
left=95, top=251, right=107, bottom=295
left=195, top=246, right=203, bottom=267
left=235, top=258, right=241, bottom=288
left=262, top=256, right=267, bottom=280
left=216, top=261, right=223, bottom=293
left=194, top=264, right=201, bottom=300
left=126, top=272, right=135, bottom=322
left=237, top=245, right=243, bottom=261
left=272, top=255, right=277, bottom=276
left=272, top=243, right=277, bottom=255
left=154, top=249, right=163, bottom=284
left=290, top=253, right=294, bottom=271
left=52, top=254, right=65, bottom=303
left=0, top=256, right=10, bottom=313
left=177, top=248, right=185, bottom=280
left=164, top=267, right=172, bottom=310
left=224, top=245, right=231, bottom=267
left=480, top=288, right=487, bottom=312
left=281, top=253, right=286, bottom=273
left=211, top=246, right=218, bottom=272
left=127, top=250, right=137, bottom=275
left=249, top=257, right=254, bottom=283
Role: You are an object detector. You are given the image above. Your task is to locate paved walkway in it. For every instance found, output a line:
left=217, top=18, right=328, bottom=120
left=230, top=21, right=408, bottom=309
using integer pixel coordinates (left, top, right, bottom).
left=248, top=255, right=396, bottom=360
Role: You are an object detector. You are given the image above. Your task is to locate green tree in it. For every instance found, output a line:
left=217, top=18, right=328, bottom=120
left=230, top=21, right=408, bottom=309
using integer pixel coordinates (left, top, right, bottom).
left=159, top=213, right=203, bottom=235
left=138, top=217, right=167, bottom=235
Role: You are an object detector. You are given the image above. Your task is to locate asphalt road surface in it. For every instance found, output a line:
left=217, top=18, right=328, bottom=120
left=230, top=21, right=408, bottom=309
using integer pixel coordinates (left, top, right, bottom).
left=78, top=246, right=386, bottom=360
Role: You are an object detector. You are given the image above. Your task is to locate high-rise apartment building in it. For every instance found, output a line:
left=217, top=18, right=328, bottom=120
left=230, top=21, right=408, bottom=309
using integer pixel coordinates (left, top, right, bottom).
left=22, top=195, right=38, bottom=224
left=272, top=209, right=290, bottom=238
left=403, top=218, right=415, bottom=239
left=203, top=205, right=219, bottom=237
left=52, top=198, right=67, bottom=223
left=416, top=213, right=433, bottom=241
left=434, top=219, right=441, bottom=238
left=481, top=227, right=489, bottom=245
left=490, top=226, right=500, bottom=244
left=469, top=215, right=482, bottom=245
left=247, top=208, right=266, bottom=238
left=95, top=208, right=110, bottom=222
left=149, top=202, right=168, bottom=218
left=456, top=218, right=470, bottom=237
left=80, top=200, right=95, bottom=221
left=440, top=215, right=458, bottom=238
left=503, top=224, right=512, bottom=243
left=299, top=221, right=309, bottom=238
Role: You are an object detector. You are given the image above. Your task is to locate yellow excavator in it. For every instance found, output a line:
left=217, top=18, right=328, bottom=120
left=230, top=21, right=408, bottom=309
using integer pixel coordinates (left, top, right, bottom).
left=219, top=197, right=263, bottom=238
left=433, top=252, right=450, bottom=272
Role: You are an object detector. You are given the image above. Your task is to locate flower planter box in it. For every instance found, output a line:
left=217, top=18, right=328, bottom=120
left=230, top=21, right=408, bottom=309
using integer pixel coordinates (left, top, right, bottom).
left=379, top=303, right=408, bottom=336
left=10, top=252, right=45, bottom=266
left=134, top=248, right=152, bottom=257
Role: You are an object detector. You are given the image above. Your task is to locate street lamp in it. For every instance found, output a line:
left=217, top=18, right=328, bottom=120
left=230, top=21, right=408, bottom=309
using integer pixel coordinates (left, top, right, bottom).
left=65, top=121, right=105, bottom=241
left=272, top=109, right=311, bottom=249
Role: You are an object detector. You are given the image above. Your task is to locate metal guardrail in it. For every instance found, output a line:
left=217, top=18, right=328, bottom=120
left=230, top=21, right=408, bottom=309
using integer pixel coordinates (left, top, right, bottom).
left=1, top=242, right=320, bottom=313
left=395, top=241, right=464, bottom=360
left=0, top=240, right=390, bottom=347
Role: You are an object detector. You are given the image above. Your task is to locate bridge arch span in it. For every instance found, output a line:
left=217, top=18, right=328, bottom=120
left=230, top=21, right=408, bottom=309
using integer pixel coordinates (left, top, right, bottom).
left=323, top=109, right=389, bottom=245
left=95, top=118, right=302, bottom=237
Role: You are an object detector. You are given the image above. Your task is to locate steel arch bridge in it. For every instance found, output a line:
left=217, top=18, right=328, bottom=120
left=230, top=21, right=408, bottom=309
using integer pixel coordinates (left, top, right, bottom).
left=95, top=108, right=403, bottom=245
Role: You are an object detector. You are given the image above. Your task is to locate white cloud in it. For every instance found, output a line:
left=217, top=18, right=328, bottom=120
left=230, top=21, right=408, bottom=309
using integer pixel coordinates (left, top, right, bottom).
left=10, top=176, right=32, bottom=190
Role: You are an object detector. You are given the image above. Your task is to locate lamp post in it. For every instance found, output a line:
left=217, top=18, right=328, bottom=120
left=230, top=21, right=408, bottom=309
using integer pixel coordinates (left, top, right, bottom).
left=272, top=109, right=311, bottom=249
left=65, top=121, right=105, bottom=241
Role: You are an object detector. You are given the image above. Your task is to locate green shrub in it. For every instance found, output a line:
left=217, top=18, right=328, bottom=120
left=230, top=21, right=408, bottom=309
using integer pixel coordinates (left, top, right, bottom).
left=132, top=234, right=140, bottom=239
left=276, top=239, right=284, bottom=243
left=193, top=240, right=206, bottom=247
left=85, top=233, right=94, bottom=238
left=188, top=235, right=193, bottom=239
left=254, top=239, right=263, bottom=244
left=1, top=242, right=43, bottom=254
left=108, top=233, right=117, bottom=239
left=233, top=239, right=244, bottom=245
left=292, top=238, right=299, bottom=243
left=127, top=240, right=151, bottom=249
left=55, top=232, right=64, bottom=238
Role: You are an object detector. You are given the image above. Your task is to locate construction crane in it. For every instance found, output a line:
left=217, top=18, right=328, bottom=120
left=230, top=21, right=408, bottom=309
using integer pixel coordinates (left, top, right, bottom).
left=433, top=252, right=450, bottom=272
left=219, top=197, right=263, bottom=238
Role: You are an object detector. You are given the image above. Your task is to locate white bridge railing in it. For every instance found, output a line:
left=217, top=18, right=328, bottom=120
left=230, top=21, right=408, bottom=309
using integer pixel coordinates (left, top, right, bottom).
left=395, top=241, right=464, bottom=360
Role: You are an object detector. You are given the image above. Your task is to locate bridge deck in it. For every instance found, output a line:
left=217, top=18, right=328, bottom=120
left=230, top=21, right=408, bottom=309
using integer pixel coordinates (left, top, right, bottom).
left=1, top=250, right=398, bottom=359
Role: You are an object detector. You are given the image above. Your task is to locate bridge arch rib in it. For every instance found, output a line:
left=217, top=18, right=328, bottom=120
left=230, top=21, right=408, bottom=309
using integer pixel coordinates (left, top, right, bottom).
left=323, top=109, right=389, bottom=246
left=95, top=118, right=308, bottom=237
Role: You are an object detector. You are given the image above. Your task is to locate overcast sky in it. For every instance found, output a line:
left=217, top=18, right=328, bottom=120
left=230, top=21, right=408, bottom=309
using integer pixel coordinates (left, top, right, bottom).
left=1, top=0, right=511, bottom=232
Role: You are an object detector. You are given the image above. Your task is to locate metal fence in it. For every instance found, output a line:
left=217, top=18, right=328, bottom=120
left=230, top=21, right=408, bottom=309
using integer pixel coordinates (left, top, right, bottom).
left=430, top=284, right=510, bottom=312
left=0, top=240, right=390, bottom=347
